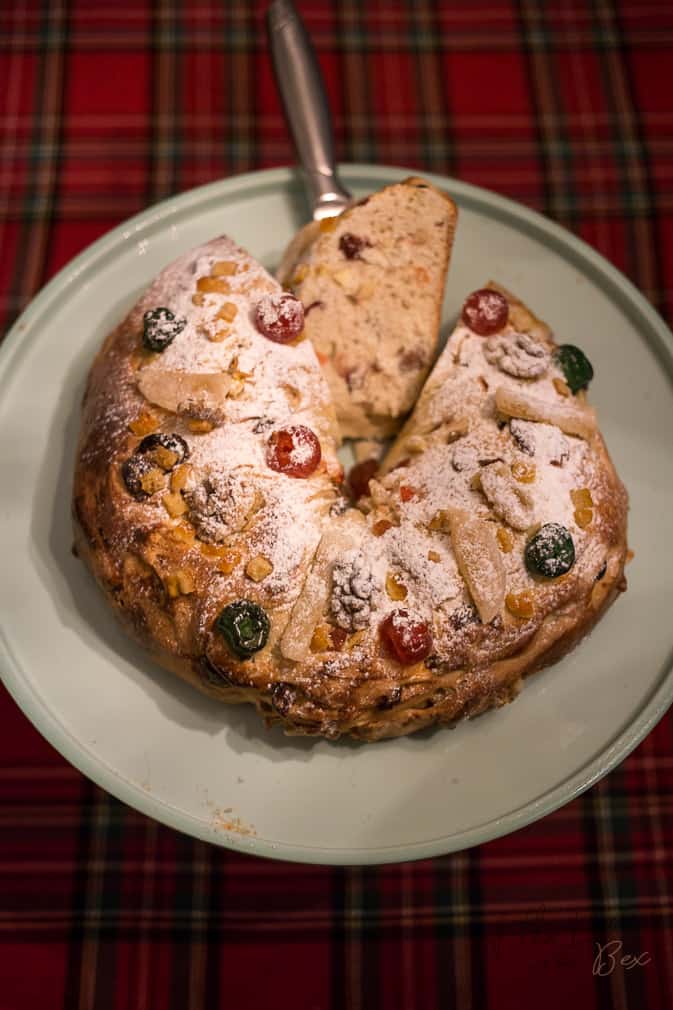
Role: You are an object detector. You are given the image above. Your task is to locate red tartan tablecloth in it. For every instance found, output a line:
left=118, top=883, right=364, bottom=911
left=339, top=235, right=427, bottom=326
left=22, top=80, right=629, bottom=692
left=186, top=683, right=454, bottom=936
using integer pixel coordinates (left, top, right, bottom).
left=1, top=2, right=672, bottom=1008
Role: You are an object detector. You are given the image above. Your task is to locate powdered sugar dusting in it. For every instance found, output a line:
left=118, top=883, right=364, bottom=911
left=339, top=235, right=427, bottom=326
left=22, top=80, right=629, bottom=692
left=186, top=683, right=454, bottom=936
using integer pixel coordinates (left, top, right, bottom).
left=118, top=235, right=340, bottom=607
left=344, top=314, right=614, bottom=634
left=92, top=235, right=618, bottom=682
left=255, top=292, right=305, bottom=342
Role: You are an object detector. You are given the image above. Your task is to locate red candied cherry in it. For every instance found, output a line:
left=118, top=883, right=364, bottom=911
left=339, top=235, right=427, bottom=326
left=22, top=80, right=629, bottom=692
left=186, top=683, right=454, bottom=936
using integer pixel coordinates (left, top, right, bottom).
left=380, top=609, right=433, bottom=665
left=266, top=425, right=321, bottom=478
left=348, top=458, right=378, bottom=500
left=255, top=293, right=305, bottom=343
left=461, top=288, right=509, bottom=336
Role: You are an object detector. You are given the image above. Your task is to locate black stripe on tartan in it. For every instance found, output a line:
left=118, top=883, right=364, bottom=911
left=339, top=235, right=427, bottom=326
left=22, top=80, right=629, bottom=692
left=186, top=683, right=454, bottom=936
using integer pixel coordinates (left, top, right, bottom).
left=514, top=0, right=553, bottom=220
left=63, top=788, right=114, bottom=1009
left=204, top=847, right=223, bottom=1007
left=7, top=0, right=66, bottom=332
left=148, top=0, right=180, bottom=205
left=581, top=788, right=624, bottom=1010
left=361, top=865, right=380, bottom=1007
left=169, top=830, right=194, bottom=1008
left=516, top=0, right=579, bottom=229
left=330, top=866, right=347, bottom=1010
left=407, top=0, right=454, bottom=176
left=590, top=1, right=658, bottom=303
left=95, top=797, right=128, bottom=1010
left=467, top=847, right=488, bottom=1010
left=433, top=855, right=457, bottom=1008
left=334, top=0, right=376, bottom=165
left=63, top=779, right=97, bottom=1009
left=610, top=0, right=666, bottom=315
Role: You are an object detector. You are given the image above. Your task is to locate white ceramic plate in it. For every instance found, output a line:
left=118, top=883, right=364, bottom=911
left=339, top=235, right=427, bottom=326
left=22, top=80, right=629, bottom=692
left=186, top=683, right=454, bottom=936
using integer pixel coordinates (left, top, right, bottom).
left=1, top=165, right=672, bottom=865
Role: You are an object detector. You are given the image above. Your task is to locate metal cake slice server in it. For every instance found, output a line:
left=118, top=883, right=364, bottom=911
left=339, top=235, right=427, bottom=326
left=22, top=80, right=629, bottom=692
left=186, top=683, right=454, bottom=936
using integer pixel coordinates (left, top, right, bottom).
left=266, top=0, right=352, bottom=278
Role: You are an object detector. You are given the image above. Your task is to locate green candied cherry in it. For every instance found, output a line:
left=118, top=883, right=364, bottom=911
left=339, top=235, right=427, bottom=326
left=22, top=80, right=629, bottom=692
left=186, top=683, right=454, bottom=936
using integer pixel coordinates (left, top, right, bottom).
left=142, top=307, right=187, bottom=352
left=525, top=523, right=576, bottom=579
left=555, top=344, right=594, bottom=394
left=215, top=600, right=270, bottom=660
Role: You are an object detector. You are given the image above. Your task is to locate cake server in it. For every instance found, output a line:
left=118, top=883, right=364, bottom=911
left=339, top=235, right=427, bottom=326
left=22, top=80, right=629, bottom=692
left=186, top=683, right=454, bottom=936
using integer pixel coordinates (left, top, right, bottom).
left=266, top=0, right=352, bottom=277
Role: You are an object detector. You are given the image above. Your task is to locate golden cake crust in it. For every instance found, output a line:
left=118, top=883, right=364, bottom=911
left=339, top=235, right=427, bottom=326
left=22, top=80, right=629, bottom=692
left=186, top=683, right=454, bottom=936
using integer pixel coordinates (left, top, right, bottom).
left=73, top=237, right=628, bottom=742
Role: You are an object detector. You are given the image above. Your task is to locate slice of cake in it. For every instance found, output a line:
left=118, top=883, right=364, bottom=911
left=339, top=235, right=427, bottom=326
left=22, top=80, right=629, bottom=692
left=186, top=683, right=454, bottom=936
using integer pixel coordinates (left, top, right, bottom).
left=277, top=177, right=457, bottom=440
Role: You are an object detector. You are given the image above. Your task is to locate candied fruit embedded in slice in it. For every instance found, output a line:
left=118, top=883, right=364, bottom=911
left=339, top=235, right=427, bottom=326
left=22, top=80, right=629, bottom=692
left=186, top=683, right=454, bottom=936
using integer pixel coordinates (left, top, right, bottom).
left=348, top=459, right=378, bottom=500
left=461, top=289, right=508, bottom=336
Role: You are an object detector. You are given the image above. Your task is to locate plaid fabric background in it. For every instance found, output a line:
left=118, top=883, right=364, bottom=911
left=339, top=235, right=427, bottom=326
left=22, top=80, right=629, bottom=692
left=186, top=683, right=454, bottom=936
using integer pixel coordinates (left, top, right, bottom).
left=1, top=1, right=672, bottom=1007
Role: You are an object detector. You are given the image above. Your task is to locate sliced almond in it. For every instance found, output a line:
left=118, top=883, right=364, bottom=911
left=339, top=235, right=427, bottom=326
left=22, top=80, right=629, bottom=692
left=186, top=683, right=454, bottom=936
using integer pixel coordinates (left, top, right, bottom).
left=280, top=513, right=365, bottom=662
left=449, top=509, right=505, bottom=624
left=495, top=385, right=596, bottom=439
left=480, top=462, right=534, bottom=532
left=138, top=368, right=232, bottom=415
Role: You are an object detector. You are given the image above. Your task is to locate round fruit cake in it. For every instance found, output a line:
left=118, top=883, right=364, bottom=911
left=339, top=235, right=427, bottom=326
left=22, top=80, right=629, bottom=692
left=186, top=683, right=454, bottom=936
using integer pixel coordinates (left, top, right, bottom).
left=73, top=222, right=628, bottom=741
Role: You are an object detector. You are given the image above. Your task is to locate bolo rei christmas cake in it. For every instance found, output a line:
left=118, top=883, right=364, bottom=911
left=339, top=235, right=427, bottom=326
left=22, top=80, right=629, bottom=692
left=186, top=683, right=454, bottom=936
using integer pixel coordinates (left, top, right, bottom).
left=72, top=178, right=628, bottom=740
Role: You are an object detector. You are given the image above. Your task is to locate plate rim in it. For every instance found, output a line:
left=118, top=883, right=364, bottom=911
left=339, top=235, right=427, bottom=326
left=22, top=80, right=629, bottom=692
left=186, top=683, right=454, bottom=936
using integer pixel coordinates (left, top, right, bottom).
left=1, top=162, right=672, bottom=865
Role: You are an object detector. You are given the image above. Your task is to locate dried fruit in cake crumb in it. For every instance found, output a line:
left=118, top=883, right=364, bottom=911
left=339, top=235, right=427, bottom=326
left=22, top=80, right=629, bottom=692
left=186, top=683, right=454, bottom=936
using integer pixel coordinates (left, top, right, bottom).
left=215, top=600, right=270, bottom=659
left=385, top=572, right=408, bottom=601
left=525, top=523, right=575, bottom=579
left=380, top=610, right=433, bottom=665
left=348, top=459, right=378, bottom=500
left=122, top=454, right=158, bottom=499
left=136, top=432, right=189, bottom=470
left=142, top=308, right=187, bottom=352
left=339, top=233, right=370, bottom=259
left=555, top=344, right=594, bottom=394
left=505, top=590, right=535, bottom=619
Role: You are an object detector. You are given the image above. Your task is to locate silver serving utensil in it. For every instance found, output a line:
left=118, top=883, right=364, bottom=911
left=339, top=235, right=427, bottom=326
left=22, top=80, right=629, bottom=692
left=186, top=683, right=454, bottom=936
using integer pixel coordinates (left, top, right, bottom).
left=267, top=0, right=351, bottom=221
left=267, top=0, right=353, bottom=280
